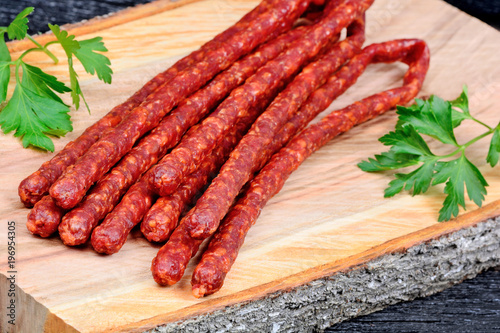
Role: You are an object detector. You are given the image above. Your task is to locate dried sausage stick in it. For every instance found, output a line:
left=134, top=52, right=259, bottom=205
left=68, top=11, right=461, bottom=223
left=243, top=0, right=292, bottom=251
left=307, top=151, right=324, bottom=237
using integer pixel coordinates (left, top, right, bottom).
left=139, top=79, right=288, bottom=244
left=141, top=109, right=252, bottom=243
left=141, top=32, right=343, bottom=244
left=77, top=21, right=334, bottom=246
left=191, top=39, right=431, bottom=297
left=258, top=16, right=365, bottom=170
left=152, top=222, right=204, bottom=286
left=17, top=1, right=271, bottom=208
left=140, top=189, right=197, bottom=244
left=27, top=7, right=280, bottom=237
left=26, top=196, right=65, bottom=238
left=90, top=75, right=289, bottom=254
left=146, top=0, right=372, bottom=198
left=182, top=13, right=370, bottom=240
left=57, top=26, right=307, bottom=246
left=49, top=0, right=312, bottom=210
left=91, top=180, right=153, bottom=253
left=150, top=20, right=368, bottom=286
left=141, top=145, right=226, bottom=243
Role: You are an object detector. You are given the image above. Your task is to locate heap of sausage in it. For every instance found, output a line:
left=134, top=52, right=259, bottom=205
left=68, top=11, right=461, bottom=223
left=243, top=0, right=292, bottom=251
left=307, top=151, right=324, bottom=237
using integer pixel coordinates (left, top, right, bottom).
left=20, top=0, right=430, bottom=297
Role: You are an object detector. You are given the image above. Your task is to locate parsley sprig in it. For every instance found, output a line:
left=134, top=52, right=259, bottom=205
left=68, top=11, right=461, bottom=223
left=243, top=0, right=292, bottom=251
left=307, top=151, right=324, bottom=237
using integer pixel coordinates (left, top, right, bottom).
left=359, top=86, right=500, bottom=221
left=0, top=7, right=112, bottom=151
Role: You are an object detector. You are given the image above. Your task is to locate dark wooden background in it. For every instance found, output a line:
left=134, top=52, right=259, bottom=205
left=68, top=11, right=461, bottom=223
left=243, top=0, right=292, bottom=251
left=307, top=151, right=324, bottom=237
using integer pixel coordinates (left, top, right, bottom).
left=0, top=0, right=499, bottom=332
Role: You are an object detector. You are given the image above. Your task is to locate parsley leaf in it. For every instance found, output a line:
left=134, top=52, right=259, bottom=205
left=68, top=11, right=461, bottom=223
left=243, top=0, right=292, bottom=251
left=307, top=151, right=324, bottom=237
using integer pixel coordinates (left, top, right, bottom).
left=49, top=24, right=112, bottom=111
left=0, top=8, right=113, bottom=151
left=69, top=58, right=87, bottom=110
left=357, top=150, right=420, bottom=172
left=396, top=96, right=457, bottom=146
left=0, top=61, right=10, bottom=103
left=486, top=125, right=500, bottom=167
left=359, top=125, right=434, bottom=172
left=48, top=24, right=80, bottom=56
left=450, top=85, right=470, bottom=115
left=74, top=37, right=112, bottom=84
left=0, top=83, right=72, bottom=151
left=385, top=159, right=436, bottom=198
left=0, top=30, right=11, bottom=102
left=379, top=125, right=435, bottom=156
left=450, top=85, right=472, bottom=128
left=434, top=155, right=488, bottom=221
left=49, top=24, right=84, bottom=109
left=7, top=7, right=34, bottom=41
left=21, top=63, right=71, bottom=103
left=359, top=87, right=498, bottom=221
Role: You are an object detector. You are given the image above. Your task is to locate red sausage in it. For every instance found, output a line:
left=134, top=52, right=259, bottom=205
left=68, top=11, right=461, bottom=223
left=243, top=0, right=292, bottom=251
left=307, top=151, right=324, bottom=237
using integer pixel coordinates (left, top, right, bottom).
left=149, top=8, right=372, bottom=287
left=181, top=6, right=372, bottom=241
left=26, top=195, right=65, bottom=238
left=17, top=0, right=271, bottom=208
left=141, top=133, right=234, bottom=243
left=139, top=75, right=285, bottom=243
left=151, top=223, right=203, bottom=286
left=90, top=181, right=154, bottom=254
left=140, top=196, right=185, bottom=244
left=258, top=16, right=365, bottom=170
left=140, top=145, right=227, bottom=243
left=49, top=0, right=312, bottom=210
left=91, top=73, right=289, bottom=254
left=145, top=0, right=368, bottom=198
left=191, top=39, right=431, bottom=297
left=58, top=25, right=305, bottom=247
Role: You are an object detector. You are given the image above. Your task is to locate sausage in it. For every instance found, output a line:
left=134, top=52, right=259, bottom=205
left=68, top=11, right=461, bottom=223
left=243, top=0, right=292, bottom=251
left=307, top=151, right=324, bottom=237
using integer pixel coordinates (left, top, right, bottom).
left=148, top=28, right=370, bottom=285
left=140, top=81, right=278, bottom=243
left=146, top=0, right=370, bottom=198
left=91, top=75, right=288, bottom=254
left=140, top=197, right=185, bottom=244
left=151, top=223, right=204, bottom=286
left=17, top=0, right=271, bottom=208
left=31, top=15, right=350, bottom=242
left=181, top=9, right=371, bottom=241
left=141, top=134, right=232, bottom=243
left=191, top=39, right=431, bottom=297
left=59, top=25, right=308, bottom=247
left=58, top=23, right=308, bottom=246
left=258, top=16, right=365, bottom=170
left=49, top=0, right=312, bottom=210
left=26, top=195, right=65, bottom=238
left=90, top=181, right=154, bottom=254
left=140, top=141, right=229, bottom=243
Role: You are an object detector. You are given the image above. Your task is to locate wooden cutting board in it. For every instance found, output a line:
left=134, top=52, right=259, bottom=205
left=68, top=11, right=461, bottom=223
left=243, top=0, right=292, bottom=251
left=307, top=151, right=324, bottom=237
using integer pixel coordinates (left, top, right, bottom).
left=1, top=0, right=500, bottom=332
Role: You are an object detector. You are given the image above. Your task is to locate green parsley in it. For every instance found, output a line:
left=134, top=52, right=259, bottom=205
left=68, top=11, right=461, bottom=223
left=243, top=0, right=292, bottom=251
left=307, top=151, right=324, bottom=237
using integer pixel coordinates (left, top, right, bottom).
left=0, top=7, right=112, bottom=151
left=358, top=86, right=500, bottom=221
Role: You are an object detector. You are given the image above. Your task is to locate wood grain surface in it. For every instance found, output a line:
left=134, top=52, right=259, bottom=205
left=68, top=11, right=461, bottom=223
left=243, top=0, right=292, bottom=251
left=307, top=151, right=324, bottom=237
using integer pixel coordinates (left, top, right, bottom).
left=1, top=0, right=500, bottom=332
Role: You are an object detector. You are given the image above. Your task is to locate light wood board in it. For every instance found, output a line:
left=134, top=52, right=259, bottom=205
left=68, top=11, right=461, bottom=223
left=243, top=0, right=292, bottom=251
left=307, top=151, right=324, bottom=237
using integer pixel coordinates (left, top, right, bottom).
left=1, top=0, right=500, bottom=332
